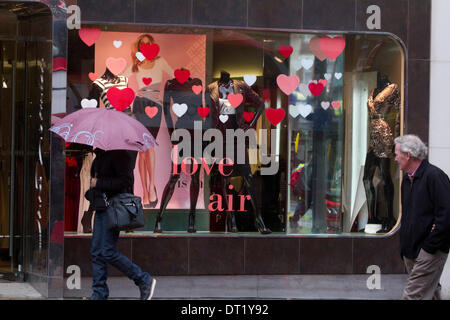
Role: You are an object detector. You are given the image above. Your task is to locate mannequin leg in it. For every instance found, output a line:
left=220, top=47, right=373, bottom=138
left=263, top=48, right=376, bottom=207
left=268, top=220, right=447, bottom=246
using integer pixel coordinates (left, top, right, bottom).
left=188, top=170, right=201, bottom=233
left=363, top=151, right=379, bottom=224
left=138, top=151, right=150, bottom=206
left=242, top=173, right=272, bottom=234
left=380, top=157, right=395, bottom=231
left=221, top=176, right=237, bottom=233
left=148, top=147, right=158, bottom=206
left=153, top=172, right=180, bottom=233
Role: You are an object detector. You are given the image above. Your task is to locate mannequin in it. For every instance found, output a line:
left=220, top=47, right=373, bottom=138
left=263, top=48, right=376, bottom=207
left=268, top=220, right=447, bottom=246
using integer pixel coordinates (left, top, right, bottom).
left=363, top=72, right=400, bottom=232
left=77, top=68, right=130, bottom=233
left=206, top=71, right=271, bottom=234
left=153, top=75, right=210, bottom=233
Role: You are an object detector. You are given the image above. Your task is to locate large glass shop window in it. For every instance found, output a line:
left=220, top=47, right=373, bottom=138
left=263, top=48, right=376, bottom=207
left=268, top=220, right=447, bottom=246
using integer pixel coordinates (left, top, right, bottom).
left=62, top=26, right=404, bottom=236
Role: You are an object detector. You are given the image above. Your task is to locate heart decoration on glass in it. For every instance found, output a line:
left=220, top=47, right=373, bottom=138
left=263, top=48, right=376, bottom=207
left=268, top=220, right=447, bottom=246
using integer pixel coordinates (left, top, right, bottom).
left=113, top=40, right=122, bottom=48
left=81, top=99, right=98, bottom=109
left=197, top=106, right=210, bottom=119
left=298, top=83, right=310, bottom=97
left=140, top=43, right=160, bottom=61
left=279, top=45, right=293, bottom=58
left=172, top=103, right=188, bottom=117
left=319, top=79, right=328, bottom=87
left=309, top=36, right=327, bottom=61
left=174, top=69, right=190, bottom=84
left=321, top=101, right=330, bottom=110
left=106, top=87, right=135, bottom=112
left=319, top=36, right=346, bottom=61
left=289, top=104, right=301, bottom=118
left=145, top=106, right=158, bottom=119
left=243, top=75, right=257, bottom=86
left=79, top=27, right=101, bottom=47
left=265, top=108, right=286, bottom=126
left=335, top=72, right=343, bottom=80
left=243, top=112, right=255, bottom=123
left=299, top=104, right=313, bottom=118
left=219, top=115, right=229, bottom=123
left=228, top=93, right=243, bottom=108
left=89, top=72, right=99, bottom=82
left=105, top=57, right=127, bottom=76
left=331, top=101, right=341, bottom=110
left=308, top=81, right=324, bottom=97
left=192, top=85, right=202, bottom=95
left=142, top=77, right=152, bottom=86
left=276, top=74, right=300, bottom=96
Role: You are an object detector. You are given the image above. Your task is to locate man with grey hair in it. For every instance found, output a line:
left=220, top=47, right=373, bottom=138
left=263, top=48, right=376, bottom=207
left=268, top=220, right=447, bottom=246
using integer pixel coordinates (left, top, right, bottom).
left=394, top=134, right=450, bottom=300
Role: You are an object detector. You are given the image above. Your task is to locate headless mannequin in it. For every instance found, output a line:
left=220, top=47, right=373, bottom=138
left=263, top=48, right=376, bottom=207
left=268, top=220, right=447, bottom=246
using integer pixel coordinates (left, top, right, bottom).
left=213, top=71, right=271, bottom=234
left=363, top=73, right=397, bottom=232
left=154, top=75, right=207, bottom=233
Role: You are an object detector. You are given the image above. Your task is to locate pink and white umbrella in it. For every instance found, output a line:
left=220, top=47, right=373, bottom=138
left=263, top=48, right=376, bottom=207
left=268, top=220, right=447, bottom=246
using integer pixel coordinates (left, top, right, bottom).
left=49, top=108, right=157, bottom=152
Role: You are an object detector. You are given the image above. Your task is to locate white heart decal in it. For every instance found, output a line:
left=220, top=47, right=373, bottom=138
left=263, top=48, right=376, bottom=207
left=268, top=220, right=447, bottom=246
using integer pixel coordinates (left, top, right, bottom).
left=299, top=104, right=313, bottom=118
left=113, top=40, right=122, bottom=48
left=172, top=103, right=188, bottom=117
left=321, top=101, right=330, bottom=110
left=289, top=104, right=301, bottom=118
left=243, top=74, right=257, bottom=86
left=301, top=58, right=314, bottom=70
left=298, top=83, right=310, bottom=97
left=335, top=72, right=343, bottom=80
left=292, top=58, right=302, bottom=71
left=219, top=115, right=229, bottom=123
left=136, top=52, right=145, bottom=62
left=81, top=98, right=98, bottom=108
left=324, top=73, right=331, bottom=80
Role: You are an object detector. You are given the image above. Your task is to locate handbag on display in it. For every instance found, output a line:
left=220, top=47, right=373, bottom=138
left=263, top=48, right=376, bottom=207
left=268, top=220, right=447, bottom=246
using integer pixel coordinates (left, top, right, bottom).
left=106, top=193, right=145, bottom=231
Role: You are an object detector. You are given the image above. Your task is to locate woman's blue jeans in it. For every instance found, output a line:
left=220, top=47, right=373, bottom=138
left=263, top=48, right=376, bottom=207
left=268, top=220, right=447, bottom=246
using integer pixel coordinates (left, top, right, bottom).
left=90, top=209, right=151, bottom=299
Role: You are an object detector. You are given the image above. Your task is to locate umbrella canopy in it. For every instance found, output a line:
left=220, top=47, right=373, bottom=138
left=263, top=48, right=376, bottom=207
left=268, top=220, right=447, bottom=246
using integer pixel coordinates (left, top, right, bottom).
left=49, top=108, right=157, bottom=152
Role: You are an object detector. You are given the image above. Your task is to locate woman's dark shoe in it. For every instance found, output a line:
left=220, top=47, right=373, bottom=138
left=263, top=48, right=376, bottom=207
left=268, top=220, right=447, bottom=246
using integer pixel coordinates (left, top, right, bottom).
left=187, top=213, right=196, bottom=233
left=148, top=186, right=158, bottom=208
left=255, top=216, right=272, bottom=234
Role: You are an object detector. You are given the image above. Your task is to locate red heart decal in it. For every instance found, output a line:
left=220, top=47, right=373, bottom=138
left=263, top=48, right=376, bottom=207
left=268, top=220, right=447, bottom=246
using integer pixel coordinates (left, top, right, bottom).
left=89, top=72, right=99, bottom=81
left=331, top=101, right=341, bottom=110
left=174, top=69, right=190, bottom=84
left=319, top=36, right=346, bottom=61
left=78, top=27, right=101, bottom=47
left=197, top=106, right=210, bottom=119
left=192, top=85, right=202, bottom=95
left=228, top=93, right=243, bottom=108
left=309, top=36, right=327, bottom=61
left=265, top=108, right=286, bottom=126
left=243, top=112, right=255, bottom=123
left=308, top=82, right=324, bottom=97
left=319, top=79, right=328, bottom=87
left=142, top=77, right=152, bottom=86
left=106, top=87, right=135, bottom=112
left=140, top=43, right=160, bottom=61
left=145, top=106, right=158, bottom=118
left=279, top=45, right=293, bottom=58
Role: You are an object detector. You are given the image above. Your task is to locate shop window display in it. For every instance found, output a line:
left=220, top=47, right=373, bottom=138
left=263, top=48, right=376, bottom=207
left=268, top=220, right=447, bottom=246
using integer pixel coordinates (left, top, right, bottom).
left=63, top=26, right=404, bottom=236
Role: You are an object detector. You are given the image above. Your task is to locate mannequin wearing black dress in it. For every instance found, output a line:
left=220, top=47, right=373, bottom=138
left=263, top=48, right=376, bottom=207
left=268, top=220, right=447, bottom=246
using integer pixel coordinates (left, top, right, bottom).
left=206, top=71, right=271, bottom=234
left=153, top=75, right=210, bottom=233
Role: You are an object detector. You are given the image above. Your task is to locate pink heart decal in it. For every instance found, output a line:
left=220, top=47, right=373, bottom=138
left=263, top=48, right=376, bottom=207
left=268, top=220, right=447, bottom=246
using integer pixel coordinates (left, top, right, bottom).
left=140, top=43, right=160, bottom=61
left=309, top=36, right=327, bottom=61
left=308, top=82, right=324, bottom=97
left=145, top=106, right=158, bottom=118
left=228, top=93, right=243, bottom=108
left=78, top=27, right=101, bottom=47
left=197, top=106, right=210, bottom=119
left=331, top=101, right=341, bottom=110
left=142, top=77, right=152, bottom=86
left=105, top=57, right=127, bottom=76
left=174, top=69, right=190, bottom=84
left=89, top=72, right=99, bottom=81
left=279, top=45, right=293, bottom=58
left=106, top=87, right=135, bottom=112
left=319, top=79, right=328, bottom=87
left=319, top=36, right=346, bottom=61
left=265, top=108, right=286, bottom=126
left=243, top=112, right=255, bottom=123
left=276, top=74, right=300, bottom=95
left=192, top=85, right=202, bottom=95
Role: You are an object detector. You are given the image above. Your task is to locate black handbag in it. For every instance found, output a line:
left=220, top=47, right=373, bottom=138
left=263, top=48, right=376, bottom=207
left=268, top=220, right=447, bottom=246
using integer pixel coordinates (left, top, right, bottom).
left=106, top=193, right=145, bottom=231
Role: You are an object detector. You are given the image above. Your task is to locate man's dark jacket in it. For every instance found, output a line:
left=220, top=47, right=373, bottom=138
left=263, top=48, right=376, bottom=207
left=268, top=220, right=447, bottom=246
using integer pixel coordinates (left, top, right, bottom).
left=89, top=149, right=137, bottom=199
left=400, top=159, right=450, bottom=259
